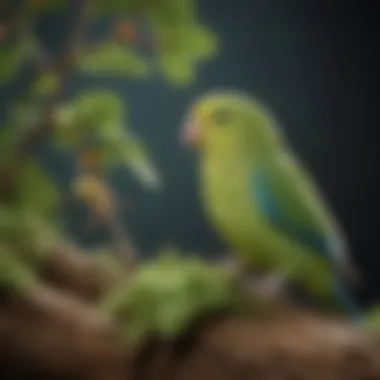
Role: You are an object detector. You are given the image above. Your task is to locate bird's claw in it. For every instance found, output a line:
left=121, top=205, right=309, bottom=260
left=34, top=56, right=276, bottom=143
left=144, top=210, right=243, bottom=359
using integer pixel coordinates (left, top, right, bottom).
left=253, top=273, right=288, bottom=297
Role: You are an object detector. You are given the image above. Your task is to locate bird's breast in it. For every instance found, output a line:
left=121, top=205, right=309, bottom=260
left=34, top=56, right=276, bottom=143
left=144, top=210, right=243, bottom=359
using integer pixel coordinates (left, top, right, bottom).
left=199, top=157, right=260, bottom=248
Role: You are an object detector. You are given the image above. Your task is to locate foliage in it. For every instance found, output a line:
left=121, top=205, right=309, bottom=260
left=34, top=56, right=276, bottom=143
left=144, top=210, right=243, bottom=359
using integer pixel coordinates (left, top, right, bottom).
left=52, top=90, right=125, bottom=147
left=0, top=38, right=34, bottom=84
left=0, top=0, right=220, bottom=345
left=101, top=247, right=240, bottom=344
left=154, top=24, right=218, bottom=85
left=0, top=205, right=59, bottom=269
left=32, top=72, right=61, bottom=96
left=13, top=159, right=61, bottom=218
left=78, top=42, right=150, bottom=78
left=0, top=0, right=218, bottom=85
left=52, top=90, right=162, bottom=190
left=0, top=243, right=36, bottom=292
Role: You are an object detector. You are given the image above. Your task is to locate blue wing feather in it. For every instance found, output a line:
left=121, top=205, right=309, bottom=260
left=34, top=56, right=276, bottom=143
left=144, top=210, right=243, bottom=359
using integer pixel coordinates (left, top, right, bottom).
left=250, top=166, right=362, bottom=321
left=251, top=167, right=333, bottom=261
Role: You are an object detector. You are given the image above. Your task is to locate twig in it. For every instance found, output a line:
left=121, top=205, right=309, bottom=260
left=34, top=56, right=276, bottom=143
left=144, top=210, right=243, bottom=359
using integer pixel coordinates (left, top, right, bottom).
left=4, top=0, right=94, bottom=192
left=75, top=161, right=138, bottom=268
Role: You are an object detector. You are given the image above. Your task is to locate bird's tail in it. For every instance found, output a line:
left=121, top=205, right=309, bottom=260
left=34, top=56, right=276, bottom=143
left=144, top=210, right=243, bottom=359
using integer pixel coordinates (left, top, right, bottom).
left=331, top=277, right=362, bottom=323
left=363, top=303, right=380, bottom=333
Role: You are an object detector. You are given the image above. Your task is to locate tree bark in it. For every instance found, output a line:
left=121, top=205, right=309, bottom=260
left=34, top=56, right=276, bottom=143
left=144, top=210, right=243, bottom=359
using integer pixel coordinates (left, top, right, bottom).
left=39, top=244, right=124, bottom=302
left=0, top=284, right=131, bottom=380
left=1, top=245, right=380, bottom=380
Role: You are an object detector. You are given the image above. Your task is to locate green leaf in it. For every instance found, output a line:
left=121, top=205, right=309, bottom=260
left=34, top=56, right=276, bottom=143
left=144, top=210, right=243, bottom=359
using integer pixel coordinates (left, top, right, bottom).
left=158, top=53, right=194, bottom=86
left=148, top=19, right=218, bottom=85
left=0, top=124, right=19, bottom=163
left=0, top=244, right=36, bottom=292
left=13, top=160, right=61, bottom=218
left=98, top=129, right=163, bottom=191
left=31, top=72, right=60, bottom=96
left=123, top=133, right=162, bottom=191
left=0, top=39, right=33, bottom=84
left=0, top=102, right=43, bottom=163
left=52, top=91, right=125, bottom=149
left=51, top=105, right=79, bottom=148
left=71, top=90, right=124, bottom=129
left=78, top=42, right=150, bottom=78
left=0, top=206, right=59, bottom=268
left=185, top=25, right=219, bottom=61
left=151, top=24, right=218, bottom=86
left=101, top=251, right=238, bottom=344
left=147, top=0, right=195, bottom=25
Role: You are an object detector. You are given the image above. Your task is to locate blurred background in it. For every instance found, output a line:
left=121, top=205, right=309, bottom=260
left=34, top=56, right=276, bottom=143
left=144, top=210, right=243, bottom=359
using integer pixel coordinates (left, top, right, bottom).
left=1, top=0, right=379, bottom=304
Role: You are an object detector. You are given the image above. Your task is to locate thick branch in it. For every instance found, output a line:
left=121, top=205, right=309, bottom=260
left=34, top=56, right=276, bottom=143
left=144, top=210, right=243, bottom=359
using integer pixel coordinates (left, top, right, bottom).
left=1, top=277, right=380, bottom=380
left=40, top=243, right=125, bottom=302
left=0, top=284, right=131, bottom=380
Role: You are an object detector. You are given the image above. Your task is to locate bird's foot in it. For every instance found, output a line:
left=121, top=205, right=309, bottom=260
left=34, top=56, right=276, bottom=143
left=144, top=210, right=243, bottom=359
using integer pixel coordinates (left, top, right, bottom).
left=253, top=273, right=288, bottom=297
left=218, top=257, right=243, bottom=276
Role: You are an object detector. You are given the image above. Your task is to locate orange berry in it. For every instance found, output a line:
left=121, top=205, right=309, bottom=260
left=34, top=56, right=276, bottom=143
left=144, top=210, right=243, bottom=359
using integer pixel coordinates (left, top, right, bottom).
left=114, top=21, right=137, bottom=44
left=78, top=149, right=101, bottom=169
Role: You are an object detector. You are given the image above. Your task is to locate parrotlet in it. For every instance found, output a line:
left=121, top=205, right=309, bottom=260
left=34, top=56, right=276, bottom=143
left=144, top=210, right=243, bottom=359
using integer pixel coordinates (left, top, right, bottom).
left=180, top=90, right=362, bottom=321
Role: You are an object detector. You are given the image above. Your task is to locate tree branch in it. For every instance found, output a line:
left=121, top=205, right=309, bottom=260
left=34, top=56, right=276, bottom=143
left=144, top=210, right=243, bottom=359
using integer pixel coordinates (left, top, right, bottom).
left=1, top=278, right=380, bottom=380
left=3, top=0, right=94, bottom=197
left=40, top=243, right=125, bottom=302
left=0, top=283, right=131, bottom=380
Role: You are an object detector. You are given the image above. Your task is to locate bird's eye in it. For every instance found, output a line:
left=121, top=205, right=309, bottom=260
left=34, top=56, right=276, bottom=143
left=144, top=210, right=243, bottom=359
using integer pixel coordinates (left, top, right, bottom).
left=210, top=108, right=232, bottom=126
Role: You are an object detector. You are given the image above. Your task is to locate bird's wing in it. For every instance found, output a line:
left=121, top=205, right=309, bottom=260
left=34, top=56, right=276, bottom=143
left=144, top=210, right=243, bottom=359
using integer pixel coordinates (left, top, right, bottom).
left=250, top=155, right=357, bottom=281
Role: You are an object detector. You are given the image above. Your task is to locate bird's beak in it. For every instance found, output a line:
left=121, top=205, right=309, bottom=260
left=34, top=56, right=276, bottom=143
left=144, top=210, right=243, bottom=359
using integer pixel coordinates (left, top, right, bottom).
left=180, top=115, right=202, bottom=148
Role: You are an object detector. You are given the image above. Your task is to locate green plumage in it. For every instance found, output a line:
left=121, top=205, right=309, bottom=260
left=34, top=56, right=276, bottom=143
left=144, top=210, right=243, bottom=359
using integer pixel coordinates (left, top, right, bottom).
left=183, top=90, right=361, bottom=319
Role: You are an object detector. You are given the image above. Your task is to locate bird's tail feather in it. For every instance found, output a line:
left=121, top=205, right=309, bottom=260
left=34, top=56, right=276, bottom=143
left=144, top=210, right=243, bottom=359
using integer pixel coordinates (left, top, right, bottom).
left=332, top=277, right=362, bottom=323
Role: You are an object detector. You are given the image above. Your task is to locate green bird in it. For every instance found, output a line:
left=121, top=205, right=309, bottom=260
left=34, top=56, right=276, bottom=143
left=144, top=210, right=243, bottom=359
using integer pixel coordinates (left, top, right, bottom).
left=180, top=90, right=362, bottom=321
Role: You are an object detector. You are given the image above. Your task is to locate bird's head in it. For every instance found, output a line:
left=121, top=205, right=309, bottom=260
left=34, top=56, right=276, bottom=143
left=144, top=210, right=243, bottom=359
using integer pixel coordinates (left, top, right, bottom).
left=180, top=89, right=283, bottom=158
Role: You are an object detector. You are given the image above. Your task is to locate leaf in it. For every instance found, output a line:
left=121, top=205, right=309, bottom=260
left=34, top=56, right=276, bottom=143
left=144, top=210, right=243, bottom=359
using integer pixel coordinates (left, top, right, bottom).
left=78, top=42, right=150, bottom=78
left=32, top=72, right=60, bottom=96
left=51, top=105, right=79, bottom=148
left=158, top=52, right=194, bottom=86
left=0, top=206, right=59, bottom=267
left=147, top=0, right=195, bottom=25
left=52, top=91, right=125, bottom=149
left=0, top=244, right=36, bottom=292
left=101, top=253, right=238, bottom=344
left=122, top=131, right=162, bottom=191
left=0, top=39, right=33, bottom=84
left=52, top=92, right=161, bottom=190
left=71, top=90, right=124, bottom=129
left=0, top=102, right=43, bottom=163
left=14, top=160, right=61, bottom=218
left=0, top=124, right=19, bottom=163
left=98, top=129, right=163, bottom=191
left=148, top=18, right=218, bottom=85
left=186, top=25, right=219, bottom=61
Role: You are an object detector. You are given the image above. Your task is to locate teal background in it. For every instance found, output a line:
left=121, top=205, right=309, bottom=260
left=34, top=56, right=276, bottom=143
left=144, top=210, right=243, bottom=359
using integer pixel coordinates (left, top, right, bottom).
left=0, top=0, right=378, bottom=301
